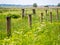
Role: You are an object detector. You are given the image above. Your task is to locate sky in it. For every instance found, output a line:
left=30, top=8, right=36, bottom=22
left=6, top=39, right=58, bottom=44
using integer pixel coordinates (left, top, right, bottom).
left=0, top=0, right=60, bottom=5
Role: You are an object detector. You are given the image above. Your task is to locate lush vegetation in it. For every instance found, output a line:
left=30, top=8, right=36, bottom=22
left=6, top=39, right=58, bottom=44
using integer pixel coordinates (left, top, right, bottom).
left=0, top=8, right=60, bottom=45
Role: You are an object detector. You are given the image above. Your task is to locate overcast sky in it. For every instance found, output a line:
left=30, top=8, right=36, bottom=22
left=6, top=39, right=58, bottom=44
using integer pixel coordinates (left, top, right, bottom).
left=0, top=0, right=60, bottom=5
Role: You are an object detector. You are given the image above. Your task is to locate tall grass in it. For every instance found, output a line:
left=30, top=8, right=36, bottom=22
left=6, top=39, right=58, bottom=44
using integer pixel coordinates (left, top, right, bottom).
left=0, top=8, right=60, bottom=45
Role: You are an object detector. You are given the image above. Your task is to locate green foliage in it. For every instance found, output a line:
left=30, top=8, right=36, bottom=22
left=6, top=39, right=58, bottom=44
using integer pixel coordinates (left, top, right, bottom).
left=33, top=3, right=37, bottom=7
left=0, top=8, right=60, bottom=45
left=57, top=3, right=60, bottom=6
left=10, top=14, right=20, bottom=19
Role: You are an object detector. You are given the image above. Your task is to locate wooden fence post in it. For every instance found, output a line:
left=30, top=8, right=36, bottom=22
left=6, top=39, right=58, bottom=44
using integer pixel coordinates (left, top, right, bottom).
left=7, top=16, right=11, bottom=37
left=45, top=10, right=48, bottom=21
left=56, top=8, right=59, bottom=21
left=32, top=9, right=36, bottom=14
left=50, top=12, right=52, bottom=23
left=41, top=13, right=43, bottom=22
left=28, top=14, right=32, bottom=27
left=22, top=9, right=25, bottom=18
left=45, top=10, right=48, bottom=16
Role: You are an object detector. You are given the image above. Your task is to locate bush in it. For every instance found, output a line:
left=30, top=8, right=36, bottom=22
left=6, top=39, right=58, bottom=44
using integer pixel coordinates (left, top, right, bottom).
left=10, top=14, right=20, bottom=19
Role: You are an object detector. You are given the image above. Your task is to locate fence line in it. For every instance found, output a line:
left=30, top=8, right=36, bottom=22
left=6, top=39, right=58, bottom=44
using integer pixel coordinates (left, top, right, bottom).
left=1, top=8, right=60, bottom=38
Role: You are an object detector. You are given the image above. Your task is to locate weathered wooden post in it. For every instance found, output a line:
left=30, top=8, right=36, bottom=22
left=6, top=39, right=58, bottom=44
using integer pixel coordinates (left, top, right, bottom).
left=7, top=16, right=11, bottom=37
left=22, top=9, right=25, bottom=18
left=56, top=8, right=59, bottom=21
left=50, top=12, right=52, bottom=23
left=28, top=14, right=32, bottom=27
left=32, top=9, right=36, bottom=14
left=45, top=10, right=48, bottom=16
left=45, top=9, right=48, bottom=21
left=41, top=13, right=43, bottom=22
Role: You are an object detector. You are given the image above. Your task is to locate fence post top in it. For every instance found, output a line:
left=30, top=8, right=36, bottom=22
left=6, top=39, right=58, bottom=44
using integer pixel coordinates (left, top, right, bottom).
left=28, top=14, right=31, bottom=16
left=50, top=12, right=52, bottom=14
left=41, top=13, right=43, bottom=14
left=7, top=16, right=11, bottom=19
left=45, top=10, right=47, bottom=11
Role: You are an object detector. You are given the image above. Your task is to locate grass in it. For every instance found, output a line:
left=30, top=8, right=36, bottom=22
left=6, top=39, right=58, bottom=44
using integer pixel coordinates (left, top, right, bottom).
left=0, top=8, right=60, bottom=45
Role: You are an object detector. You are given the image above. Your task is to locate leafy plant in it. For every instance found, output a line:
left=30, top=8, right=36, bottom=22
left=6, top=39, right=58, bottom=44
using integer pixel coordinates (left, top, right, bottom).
left=9, top=14, right=20, bottom=19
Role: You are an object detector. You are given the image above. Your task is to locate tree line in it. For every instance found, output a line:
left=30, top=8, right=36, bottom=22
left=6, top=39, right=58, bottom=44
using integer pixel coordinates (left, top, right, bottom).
left=33, top=3, right=60, bottom=7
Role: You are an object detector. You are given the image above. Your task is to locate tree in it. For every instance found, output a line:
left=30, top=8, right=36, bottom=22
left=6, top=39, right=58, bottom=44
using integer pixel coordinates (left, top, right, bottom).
left=33, top=3, right=37, bottom=7
left=44, top=5, right=49, bottom=7
left=57, top=3, right=60, bottom=6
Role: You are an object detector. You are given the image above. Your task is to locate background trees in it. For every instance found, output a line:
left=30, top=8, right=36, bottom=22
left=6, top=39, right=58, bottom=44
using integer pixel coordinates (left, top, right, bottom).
left=57, top=3, right=60, bottom=6
left=33, top=3, right=37, bottom=7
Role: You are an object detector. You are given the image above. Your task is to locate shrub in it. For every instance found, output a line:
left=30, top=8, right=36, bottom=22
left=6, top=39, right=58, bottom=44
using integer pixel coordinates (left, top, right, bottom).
left=10, top=14, right=20, bottom=19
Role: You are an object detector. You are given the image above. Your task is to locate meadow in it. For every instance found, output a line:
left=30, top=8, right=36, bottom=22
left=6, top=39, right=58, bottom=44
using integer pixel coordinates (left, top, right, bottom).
left=0, top=7, right=60, bottom=45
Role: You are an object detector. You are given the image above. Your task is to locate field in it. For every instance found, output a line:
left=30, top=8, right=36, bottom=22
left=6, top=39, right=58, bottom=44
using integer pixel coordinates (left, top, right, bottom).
left=0, top=7, right=60, bottom=45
